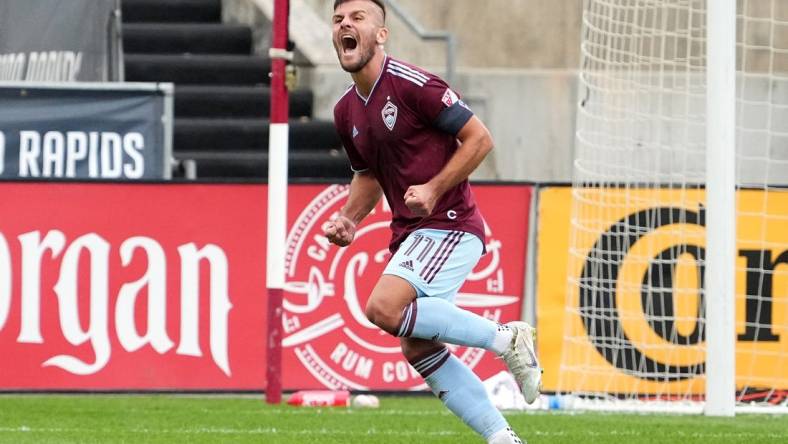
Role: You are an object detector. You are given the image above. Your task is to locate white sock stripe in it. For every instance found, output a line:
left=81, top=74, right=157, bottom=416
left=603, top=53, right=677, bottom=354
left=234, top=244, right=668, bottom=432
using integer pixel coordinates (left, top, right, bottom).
left=389, top=60, right=429, bottom=82
left=387, top=68, right=425, bottom=87
left=404, top=303, right=415, bottom=335
left=397, top=303, right=413, bottom=337
left=417, top=349, right=451, bottom=377
left=412, top=348, right=446, bottom=369
left=414, top=348, right=449, bottom=369
left=413, top=355, right=442, bottom=373
left=413, top=348, right=449, bottom=371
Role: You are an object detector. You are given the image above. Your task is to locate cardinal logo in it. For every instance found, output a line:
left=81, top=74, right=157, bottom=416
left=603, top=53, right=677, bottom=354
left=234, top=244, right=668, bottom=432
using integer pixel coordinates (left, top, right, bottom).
left=382, top=101, right=398, bottom=131
left=281, top=185, right=516, bottom=391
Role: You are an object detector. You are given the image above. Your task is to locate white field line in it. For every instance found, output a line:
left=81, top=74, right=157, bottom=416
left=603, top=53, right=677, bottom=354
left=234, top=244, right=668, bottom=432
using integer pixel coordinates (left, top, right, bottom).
left=0, top=426, right=785, bottom=440
left=0, top=426, right=462, bottom=437
left=0, top=408, right=455, bottom=417
left=197, top=408, right=454, bottom=415
left=532, top=429, right=788, bottom=439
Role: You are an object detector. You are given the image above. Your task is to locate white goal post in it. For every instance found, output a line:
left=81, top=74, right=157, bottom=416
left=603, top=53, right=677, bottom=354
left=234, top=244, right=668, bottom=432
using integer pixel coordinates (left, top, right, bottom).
left=559, top=0, right=788, bottom=414
left=704, top=0, right=736, bottom=417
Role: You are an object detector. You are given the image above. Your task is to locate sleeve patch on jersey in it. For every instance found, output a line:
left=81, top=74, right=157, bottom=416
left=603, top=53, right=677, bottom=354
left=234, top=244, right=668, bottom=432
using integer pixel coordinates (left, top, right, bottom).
left=441, top=88, right=472, bottom=112
left=441, top=89, right=460, bottom=107
left=434, top=101, right=474, bottom=136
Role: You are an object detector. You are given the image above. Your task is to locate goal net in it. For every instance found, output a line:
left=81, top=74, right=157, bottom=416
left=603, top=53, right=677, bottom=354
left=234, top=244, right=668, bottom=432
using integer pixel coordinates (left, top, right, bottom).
left=559, top=0, right=788, bottom=413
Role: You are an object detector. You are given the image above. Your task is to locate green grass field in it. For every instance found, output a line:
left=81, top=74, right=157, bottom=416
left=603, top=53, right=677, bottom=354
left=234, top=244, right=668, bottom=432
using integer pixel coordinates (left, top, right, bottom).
left=0, top=395, right=786, bottom=443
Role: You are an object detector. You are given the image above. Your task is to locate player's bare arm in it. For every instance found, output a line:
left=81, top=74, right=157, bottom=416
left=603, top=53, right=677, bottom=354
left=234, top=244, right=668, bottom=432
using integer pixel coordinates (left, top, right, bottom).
left=325, top=170, right=382, bottom=247
left=404, top=116, right=494, bottom=217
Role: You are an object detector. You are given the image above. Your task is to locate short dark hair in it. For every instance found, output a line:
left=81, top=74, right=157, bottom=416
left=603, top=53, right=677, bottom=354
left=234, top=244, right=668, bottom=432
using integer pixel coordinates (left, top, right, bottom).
left=333, top=0, right=386, bottom=21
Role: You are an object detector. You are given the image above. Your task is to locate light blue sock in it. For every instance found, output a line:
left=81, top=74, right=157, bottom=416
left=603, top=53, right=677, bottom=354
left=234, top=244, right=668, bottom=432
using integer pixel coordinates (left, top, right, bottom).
left=410, top=346, right=509, bottom=440
left=397, top=297, right=508, bottom=351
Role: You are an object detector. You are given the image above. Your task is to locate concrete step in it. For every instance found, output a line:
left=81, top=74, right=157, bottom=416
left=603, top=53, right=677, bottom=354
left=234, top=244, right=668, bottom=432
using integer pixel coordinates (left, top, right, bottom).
left=174, top=85, right=313, bottom=118
left=174, top=118, right=341, bottom=152
left=177, top=150, right=352, bottom=180
left=125, top=54, right=271, bottom=85
left=122, top=0, right=221, bottom=23
left=123, top=24, right=252, bottom=54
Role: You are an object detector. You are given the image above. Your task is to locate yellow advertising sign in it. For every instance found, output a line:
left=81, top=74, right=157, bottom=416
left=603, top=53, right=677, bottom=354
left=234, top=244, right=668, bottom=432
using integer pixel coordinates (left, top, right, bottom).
left=537, top=187, right=788, bottom=394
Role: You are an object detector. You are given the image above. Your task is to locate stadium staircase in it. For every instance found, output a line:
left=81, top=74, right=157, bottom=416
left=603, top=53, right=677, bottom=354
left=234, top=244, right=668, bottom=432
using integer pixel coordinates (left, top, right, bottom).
left=121, top=0, right=350, bottom=180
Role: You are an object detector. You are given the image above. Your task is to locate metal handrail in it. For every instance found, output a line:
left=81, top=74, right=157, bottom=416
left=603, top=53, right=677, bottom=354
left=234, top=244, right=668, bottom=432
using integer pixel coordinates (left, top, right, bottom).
left=384, top=0, right=456, bottom=84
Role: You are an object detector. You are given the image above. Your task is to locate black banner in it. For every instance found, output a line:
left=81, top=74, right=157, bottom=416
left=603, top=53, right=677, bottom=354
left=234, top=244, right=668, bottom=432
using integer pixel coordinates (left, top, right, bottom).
left=0, top=84, right=172, bottom=179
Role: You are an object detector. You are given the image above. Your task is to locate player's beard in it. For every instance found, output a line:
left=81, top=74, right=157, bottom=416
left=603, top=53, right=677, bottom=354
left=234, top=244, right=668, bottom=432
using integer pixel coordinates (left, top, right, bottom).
left=337, top=39, right=376, bottom=73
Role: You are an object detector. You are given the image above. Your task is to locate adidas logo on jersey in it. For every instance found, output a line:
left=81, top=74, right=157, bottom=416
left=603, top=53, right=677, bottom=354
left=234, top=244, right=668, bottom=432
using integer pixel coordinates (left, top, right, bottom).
left=399, top=260, right=414, bottom=271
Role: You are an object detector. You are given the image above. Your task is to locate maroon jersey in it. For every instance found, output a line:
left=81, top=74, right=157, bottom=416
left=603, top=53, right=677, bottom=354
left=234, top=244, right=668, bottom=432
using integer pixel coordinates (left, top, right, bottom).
left=334, top=56, right=486, bottom=253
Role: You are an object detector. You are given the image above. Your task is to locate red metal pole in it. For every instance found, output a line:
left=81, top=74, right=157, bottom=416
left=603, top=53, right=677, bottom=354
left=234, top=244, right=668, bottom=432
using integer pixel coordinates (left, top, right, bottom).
left=270, top=0, right=290, bottom=124
left=265, top=0, right=290, bottom=405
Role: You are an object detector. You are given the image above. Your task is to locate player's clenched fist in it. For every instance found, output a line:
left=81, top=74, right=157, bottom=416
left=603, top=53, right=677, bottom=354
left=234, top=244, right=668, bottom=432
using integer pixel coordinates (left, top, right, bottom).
left=404, top=184, right=438, bottom=217
left=324, top=215, right=356, bottom=247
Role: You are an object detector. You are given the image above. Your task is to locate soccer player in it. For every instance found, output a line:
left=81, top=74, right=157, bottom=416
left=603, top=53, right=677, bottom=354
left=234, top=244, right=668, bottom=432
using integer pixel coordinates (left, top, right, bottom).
left=325, top=1, right=541, bottom=442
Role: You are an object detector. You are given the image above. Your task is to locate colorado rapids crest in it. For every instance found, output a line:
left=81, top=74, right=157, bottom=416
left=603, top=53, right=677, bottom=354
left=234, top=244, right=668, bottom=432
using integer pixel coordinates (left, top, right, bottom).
left=382, top=100, right=398, bottom=131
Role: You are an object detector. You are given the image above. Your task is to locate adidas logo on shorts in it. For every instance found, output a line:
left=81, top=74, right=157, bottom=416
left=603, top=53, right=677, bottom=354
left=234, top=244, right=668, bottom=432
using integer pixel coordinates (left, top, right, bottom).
left=399, top=260, right=414, bottom=271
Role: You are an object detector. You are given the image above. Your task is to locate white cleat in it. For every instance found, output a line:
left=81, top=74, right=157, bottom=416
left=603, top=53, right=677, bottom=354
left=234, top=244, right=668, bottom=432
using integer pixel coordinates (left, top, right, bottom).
left=488, top=427, right=525, bottom=444
left=500, top=321, right=542, bottom=404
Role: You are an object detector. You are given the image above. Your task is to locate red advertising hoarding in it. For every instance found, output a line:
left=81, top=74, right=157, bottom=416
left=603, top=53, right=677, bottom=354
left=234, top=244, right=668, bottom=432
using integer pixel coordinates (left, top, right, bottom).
left=0, top=183, right=530, bottom=390
left=0, top=183, right=268, bottom=389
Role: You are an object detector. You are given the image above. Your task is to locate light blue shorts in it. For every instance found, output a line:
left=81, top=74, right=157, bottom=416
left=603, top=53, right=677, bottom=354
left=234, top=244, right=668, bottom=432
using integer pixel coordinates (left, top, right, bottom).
left=383, top=229, right=483, bottom=302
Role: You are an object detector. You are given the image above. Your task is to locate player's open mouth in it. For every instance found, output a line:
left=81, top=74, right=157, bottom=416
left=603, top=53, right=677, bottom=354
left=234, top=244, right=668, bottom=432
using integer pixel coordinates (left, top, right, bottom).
left=341, top=35, right=358, bottom=54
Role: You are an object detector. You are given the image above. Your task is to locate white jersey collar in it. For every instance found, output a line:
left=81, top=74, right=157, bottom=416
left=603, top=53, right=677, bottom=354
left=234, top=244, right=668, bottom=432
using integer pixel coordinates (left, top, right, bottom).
left=355, top=54, right=389, bottom=106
